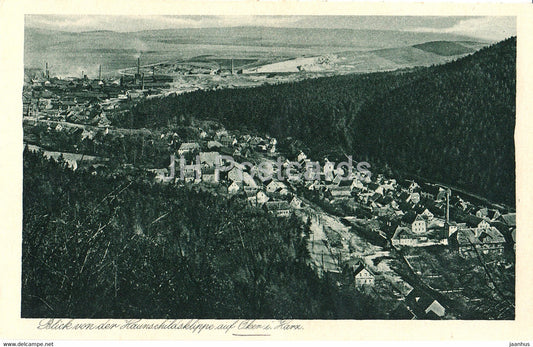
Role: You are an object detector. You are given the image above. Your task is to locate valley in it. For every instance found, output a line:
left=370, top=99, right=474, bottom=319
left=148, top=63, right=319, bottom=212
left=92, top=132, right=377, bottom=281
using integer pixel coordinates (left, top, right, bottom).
left=22, top=22, right=516, bottom=320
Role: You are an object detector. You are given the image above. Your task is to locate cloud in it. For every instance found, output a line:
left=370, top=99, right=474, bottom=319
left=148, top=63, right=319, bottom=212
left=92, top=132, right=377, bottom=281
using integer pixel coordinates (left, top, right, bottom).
left=25, top=15, right=305, bottom=32
left=26, top=16, right=104, bottom=30
left=25, top=15, right=516, bottom=41
left=406, top=17, right=516, bottom=41
left=217, top=16, right=304, bottom=28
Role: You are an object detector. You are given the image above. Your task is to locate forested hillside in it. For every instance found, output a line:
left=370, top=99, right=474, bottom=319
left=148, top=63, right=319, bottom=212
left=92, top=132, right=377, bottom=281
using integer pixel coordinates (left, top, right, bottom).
left=22, top=149, right=383, bottom=318
left=353, top=37, right=515, bottom=204
left=129, top=37, right=515, bottom=204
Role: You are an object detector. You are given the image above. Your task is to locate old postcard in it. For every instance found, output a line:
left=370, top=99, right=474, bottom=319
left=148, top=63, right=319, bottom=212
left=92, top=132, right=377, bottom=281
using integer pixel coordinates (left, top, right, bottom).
left=1, top=0, right=532, bottom=343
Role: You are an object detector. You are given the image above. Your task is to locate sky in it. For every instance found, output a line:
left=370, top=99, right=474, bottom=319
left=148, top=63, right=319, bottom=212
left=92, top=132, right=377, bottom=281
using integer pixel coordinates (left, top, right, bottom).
left=25, top=15, right=516, bottom=41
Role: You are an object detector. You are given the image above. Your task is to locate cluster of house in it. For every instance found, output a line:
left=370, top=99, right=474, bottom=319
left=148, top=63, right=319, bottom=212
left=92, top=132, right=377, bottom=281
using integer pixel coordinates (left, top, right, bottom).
left=23, top=76, right=128, bottom=125
left=449, top=214, right=515, bottom=258
left=159, top=134, right=422, bottom=218
left=302, top=169, right=515, bottom=258
left=391, top=212, right=448, bottom=247
left=344, top=209, right=515, bottom=319
left=23, top=66, right=175, bottom=124
left=153, top=130, right=307, bottom=217
left=346, top=258, right=447, bottom=319
left=391, top=211, right=513, bottom=258
left=151, top=125, right=517, bottom=261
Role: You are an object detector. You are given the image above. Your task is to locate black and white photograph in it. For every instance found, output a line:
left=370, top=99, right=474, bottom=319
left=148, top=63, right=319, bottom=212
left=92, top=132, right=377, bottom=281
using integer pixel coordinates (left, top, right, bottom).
left=19, top=13, right=519, bottom=322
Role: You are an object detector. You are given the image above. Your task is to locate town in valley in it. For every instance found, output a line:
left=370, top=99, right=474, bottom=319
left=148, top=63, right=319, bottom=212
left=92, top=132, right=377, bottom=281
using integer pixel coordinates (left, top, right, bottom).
left=22, top=17, right=516, bottom=320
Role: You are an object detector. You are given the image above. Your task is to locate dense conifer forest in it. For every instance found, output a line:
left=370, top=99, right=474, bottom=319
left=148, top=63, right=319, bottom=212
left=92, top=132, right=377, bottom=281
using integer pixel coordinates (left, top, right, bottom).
left=22, top=149, right=384, bottom=318
left=130, top=37, right=515, bottom=205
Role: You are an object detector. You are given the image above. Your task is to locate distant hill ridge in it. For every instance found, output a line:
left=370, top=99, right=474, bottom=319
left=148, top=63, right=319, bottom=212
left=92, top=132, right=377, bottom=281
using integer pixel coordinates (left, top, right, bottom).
left=25, top=26, right=485, bottom=73
left=412, top=40, right=477, bottom=56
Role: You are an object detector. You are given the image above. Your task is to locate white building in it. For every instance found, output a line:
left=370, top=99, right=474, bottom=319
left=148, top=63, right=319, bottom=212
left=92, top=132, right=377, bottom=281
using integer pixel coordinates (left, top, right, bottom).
left=412, top=215, right=427, bottom=234
left=354, top=264, right=375, bottom=287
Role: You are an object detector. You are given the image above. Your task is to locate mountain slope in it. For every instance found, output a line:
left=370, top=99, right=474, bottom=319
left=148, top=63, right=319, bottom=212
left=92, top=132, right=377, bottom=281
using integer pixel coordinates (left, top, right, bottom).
left=22, top=149, right=384, bottom=318
left=352, top=37, right=515, bottom=204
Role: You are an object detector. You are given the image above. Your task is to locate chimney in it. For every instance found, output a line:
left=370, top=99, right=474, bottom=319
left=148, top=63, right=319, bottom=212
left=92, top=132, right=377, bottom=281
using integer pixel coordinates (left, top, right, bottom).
left=45, top=62, right=49, bottom=79
left=446, top=188, right=450, bottom=224
left=98, top=65, right=102, bottom=80
left=141, top=73, right=144, bottom=90
left=442, top=187, right=451, bottom=240
left=231, top=58, right=234, bottom=75
left=137, top=57, right=140, bottom=75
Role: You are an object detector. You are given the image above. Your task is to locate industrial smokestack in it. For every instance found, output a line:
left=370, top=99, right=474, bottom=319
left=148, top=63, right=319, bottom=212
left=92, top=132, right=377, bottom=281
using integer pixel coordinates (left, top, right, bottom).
left=137, top=57, right=140, bottom=75
left=231, top=58, right=234, bottom=75
left=98, top=65, right=102, bottom=80
left=141, top=73, right=144, bottom=90
left=45, top=62, right=49, bottom=79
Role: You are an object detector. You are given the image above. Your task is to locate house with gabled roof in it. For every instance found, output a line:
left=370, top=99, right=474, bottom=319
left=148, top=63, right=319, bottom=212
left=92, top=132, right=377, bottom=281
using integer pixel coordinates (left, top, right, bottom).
left=297, top=151, right=307, bottom=163
left=392, top=226, right=418, bottom=246
left=407, top=192, right=421, bottom=205
left=499, top=213, right=516, bottom=228
left=201, top=167, right=219, bottom=183
left=255, top=191, right=270, bottom=206
left=228, top=181, right=241, bottom=194
left=454, top=227, right=506, bottom=258
left=326, top=186, right=352, bottom=200
left=332, top=174, right=343, bottom=186
left=486, top=209, right=501, bottom=222
left=207, top=140, right=223, bottom=150
left=398, top=191, right=410, bottom=202
left=177, top=142, right=200, bottom=156
left=476, top=207, right=489, bottom=219
left=218, top=135, right=236, bottom=147
left=264, top=201, right=291, bottom=218
left=425, top=300, right=446, bottom=319
left=463, top=214, right=484, bottom=228
left=477, top=227, right=506, bottom=254
left=412, top=214, right=427, bottom=234
left=244, top=181, right=260, bottom=194
left=476, top=220, right=491, bottom=234
left=266, top=180, right=288, bottom=194
left=351, top=178, right=364, bottom=190
left=408, top=181, right=420, bottom=193
left=352, top=263, right=376, bottom=287
left=405, top=289, right=446, bottom=319
left=420, top=191, right=435, bottom=200
left=290, top=196, right=303, bottom=209
left=420, top=208, right=434, bottom=220
left=246, top=190, right=269, bottom=206
left=199, top=151, right=221, bottom=168
left=227, top=166, right=257, bottom=188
